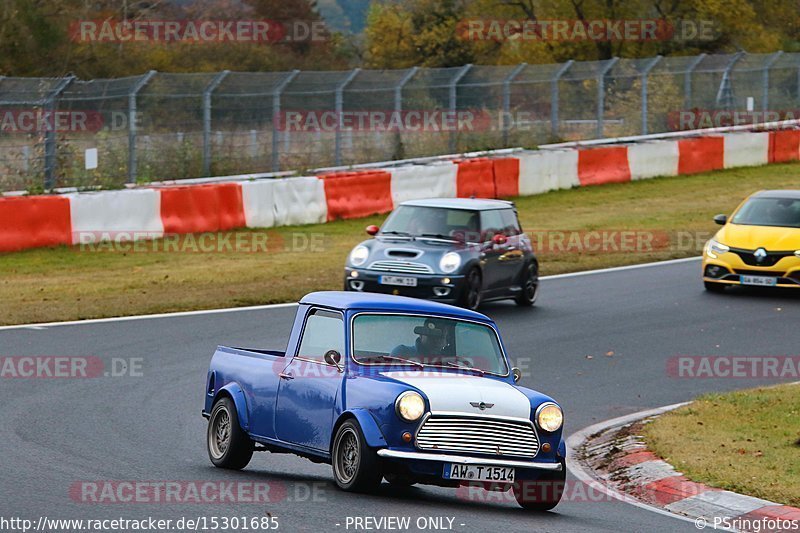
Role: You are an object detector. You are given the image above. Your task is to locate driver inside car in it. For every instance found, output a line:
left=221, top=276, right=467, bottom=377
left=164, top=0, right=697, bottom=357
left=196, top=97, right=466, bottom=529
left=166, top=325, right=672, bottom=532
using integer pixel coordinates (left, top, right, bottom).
left=390, top=319, right=451, bottom=361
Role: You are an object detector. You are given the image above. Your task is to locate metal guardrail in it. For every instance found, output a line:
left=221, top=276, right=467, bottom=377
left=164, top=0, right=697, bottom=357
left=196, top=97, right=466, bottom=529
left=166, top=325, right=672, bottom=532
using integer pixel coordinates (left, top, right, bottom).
left=0, top=51, right=798, bottom=193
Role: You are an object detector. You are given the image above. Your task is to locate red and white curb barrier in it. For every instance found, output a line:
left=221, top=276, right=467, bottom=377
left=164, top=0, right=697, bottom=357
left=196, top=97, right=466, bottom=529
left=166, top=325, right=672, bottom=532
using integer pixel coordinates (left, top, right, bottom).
left=568, top=405, right=800, bottom=532
left=2, top=129, right=799, bottom=253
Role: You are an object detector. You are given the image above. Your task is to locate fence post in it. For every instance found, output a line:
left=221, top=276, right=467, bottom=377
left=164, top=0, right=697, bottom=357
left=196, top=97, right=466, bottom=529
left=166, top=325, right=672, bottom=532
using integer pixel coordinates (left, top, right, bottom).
left=392, top=67, right=418, bottom=158
left=502, top=64, right=526, bottom=146
left=596, top=57, right=619, bottom=138
left=334, top=68, right=360, bottom=166
left=716, top=52, right=745, bottom=109
left=271, top=70, right=299, bottom=172
left=202, top=70, right=230, bottom=176
left=551, top=60, right=573, bottom=139
left=449, top=64, right=472, bottom=153
left=640, top=56, right=662, bottom=135
left=762, top=51, right=783, bottom=112
left=684, top=53, right=706, bottom=110
left=127, top=70, right=156, bottom=184
left=43, top=75, right=76, bottom=190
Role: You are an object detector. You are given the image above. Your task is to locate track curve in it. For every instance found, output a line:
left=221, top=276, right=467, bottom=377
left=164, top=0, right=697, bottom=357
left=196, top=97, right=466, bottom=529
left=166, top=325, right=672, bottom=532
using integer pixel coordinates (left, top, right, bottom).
left=1, top=258, right=797, bottom=532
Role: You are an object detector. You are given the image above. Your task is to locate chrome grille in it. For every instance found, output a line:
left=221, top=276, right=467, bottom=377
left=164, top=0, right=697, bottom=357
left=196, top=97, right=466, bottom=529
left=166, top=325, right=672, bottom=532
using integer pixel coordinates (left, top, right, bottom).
left=368, top=260, right=433, bottom=275
left=416, top=415, right=539, bottom=458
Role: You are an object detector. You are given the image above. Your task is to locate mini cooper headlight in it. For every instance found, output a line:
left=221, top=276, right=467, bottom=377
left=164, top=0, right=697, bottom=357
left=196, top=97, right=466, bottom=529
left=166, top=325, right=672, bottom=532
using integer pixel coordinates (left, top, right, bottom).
left=439, top=252, right=462, bottom=274
left=349, top=245, right=369, bottom=267
left=536, top=403, right=563, bottom=432
left=396, top=391, right=425, bottom=422
left=706, top=239, right=729, bottom=259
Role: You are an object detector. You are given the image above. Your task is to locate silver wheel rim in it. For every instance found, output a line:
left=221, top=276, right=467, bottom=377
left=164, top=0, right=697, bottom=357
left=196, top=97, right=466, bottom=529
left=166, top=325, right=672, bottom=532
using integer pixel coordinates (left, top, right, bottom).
left=209, top=407, right=231, bottom=460
left=334, top=427, right=359, bottom=484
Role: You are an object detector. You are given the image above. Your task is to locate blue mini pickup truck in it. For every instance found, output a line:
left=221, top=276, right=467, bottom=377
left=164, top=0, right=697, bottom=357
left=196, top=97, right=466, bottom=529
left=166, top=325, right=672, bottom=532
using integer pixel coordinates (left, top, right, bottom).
left=203, top=291, right=566, bottom=510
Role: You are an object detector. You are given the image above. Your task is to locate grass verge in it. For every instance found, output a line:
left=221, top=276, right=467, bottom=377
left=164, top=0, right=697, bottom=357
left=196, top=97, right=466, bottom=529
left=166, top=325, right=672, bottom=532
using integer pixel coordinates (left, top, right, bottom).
left=642, top=383, right=800, bottom=507
left=1, top=161, right=798, bottom=325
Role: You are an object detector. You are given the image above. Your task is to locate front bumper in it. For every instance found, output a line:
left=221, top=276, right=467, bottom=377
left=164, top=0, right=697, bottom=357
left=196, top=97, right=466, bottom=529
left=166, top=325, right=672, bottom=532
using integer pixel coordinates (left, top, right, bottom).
left=344, top=268, right=465, bottom=302
left=702, top=253, right=800, bottom=288
left=377, top=449, right=563, bottom=471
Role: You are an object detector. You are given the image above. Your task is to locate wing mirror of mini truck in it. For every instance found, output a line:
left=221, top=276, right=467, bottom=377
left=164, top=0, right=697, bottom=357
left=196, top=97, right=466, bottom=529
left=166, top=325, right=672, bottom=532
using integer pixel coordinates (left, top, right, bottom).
left=492, top=233, right=508, bottom=246
left=713, top=214, right=728, bottom=225
left=512, top=367, right=522, bottom=383
left=366, top=225, right=380, bottom=236
left=324, top=350, right=343, bottom=372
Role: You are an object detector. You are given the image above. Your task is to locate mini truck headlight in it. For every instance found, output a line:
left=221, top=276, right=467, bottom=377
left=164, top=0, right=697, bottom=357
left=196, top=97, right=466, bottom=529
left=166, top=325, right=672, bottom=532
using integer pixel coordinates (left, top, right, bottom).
left=349, top=245, right=369, bottom=267
left=536, top=402, right=563, bottom=432
left=395, top=391, right=425, bottom=422
left=439, top=252, right=461, bottom=274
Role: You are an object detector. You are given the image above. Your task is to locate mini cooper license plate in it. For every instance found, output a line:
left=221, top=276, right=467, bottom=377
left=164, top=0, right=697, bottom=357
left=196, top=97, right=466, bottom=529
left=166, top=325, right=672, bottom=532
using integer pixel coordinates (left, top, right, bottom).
left=740, top=275, right=777, bottom=287
left=443, top=464, right=515, bottom=483
left=379, top=275, right=418, bottom=287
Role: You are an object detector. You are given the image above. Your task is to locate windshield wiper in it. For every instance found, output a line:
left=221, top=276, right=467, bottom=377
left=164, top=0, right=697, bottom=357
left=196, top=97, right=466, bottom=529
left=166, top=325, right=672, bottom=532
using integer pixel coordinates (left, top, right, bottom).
left=417, top=233, right=459, bottom=241
left=445, top=361, right=485, bottom=375
left=380, top=230, right=412, bottom=237
left=378, top=355, right=425, bottom=368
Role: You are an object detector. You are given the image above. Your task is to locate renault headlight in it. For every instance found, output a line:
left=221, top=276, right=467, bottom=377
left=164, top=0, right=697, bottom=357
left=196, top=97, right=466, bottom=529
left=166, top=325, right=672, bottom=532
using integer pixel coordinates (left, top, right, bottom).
left=706, top=239, right=729, bottom=259
left=396, top=391, right=425, bottom=422
left=349, top=245, right=369, bottom=267
left=536, top=403, right=563, bottom=432
left=439, top=252, right=462, bottom=274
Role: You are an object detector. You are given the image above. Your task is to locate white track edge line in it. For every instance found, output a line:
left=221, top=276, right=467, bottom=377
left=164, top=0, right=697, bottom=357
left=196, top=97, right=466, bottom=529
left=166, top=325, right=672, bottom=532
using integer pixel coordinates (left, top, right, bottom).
left=0, top=255, right=701, bottom=331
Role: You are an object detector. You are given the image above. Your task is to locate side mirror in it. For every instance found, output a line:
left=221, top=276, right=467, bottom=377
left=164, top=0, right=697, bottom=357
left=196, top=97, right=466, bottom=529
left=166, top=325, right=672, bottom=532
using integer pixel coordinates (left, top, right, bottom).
left=492, top=233, right=508, bottom=246
left=366, top=225, right=380, bottom=236
left=324, top=350, right=343, bottom=371
left=713, top=214, right=727, bottom=225
left=512, top=367, right=522, bottom=383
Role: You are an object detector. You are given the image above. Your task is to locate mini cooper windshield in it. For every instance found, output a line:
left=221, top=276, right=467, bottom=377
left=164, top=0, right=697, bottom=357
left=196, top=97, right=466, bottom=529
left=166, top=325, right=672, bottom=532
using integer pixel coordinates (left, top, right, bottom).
left=352, top=314, right=509, bottom=375
left=731, top=197, right=800, bottom=228
left=380, top=205, right=481, bottom=241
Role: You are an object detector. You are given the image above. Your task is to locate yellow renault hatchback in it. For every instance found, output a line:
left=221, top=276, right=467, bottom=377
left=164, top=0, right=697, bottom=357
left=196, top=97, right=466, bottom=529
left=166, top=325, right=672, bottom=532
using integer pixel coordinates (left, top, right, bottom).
left=703, top=190, right=800, bottom=292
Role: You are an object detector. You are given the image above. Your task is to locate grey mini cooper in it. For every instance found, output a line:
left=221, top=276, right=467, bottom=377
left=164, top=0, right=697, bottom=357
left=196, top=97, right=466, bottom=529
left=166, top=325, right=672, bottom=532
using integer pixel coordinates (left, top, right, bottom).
left=343, top=198, right=539, bottom=310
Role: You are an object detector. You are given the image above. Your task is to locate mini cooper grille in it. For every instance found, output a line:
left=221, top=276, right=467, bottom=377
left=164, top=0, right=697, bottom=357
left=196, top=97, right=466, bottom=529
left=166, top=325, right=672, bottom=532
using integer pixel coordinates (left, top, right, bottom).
left=368, top=260, right=433, bottom=274
left=416, top=416, right=540, bottom=458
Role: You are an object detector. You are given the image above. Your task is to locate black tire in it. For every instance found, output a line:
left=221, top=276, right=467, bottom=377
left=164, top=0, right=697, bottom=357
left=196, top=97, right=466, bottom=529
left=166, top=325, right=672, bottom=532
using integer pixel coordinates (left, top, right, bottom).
left=384, top=473, right=416, bottom=487
left=515, top=263, right=539, bottom=307
left=458, top=268, right=482, bottom=311
left=704, top=281, right=726, bottom=293
left=207, top=396, right=254, bottom=470
left=513, top=461, right=566, bottom=511
left=331, top=419, right=383, bottom=492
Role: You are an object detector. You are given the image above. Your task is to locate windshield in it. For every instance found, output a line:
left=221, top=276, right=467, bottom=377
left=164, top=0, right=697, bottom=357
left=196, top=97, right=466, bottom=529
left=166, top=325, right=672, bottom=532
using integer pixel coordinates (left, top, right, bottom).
left=380, top=206, right=480, bottom=241
left=732, top=197, right=800, bottom=228
left=352, top=314, right=509, bottom=375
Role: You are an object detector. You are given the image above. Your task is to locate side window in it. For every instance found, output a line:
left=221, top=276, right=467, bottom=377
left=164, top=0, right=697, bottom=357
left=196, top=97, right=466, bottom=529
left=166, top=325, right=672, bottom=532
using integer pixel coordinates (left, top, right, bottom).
left=499, top=209, right=522, bottom=236
left=480, top=210, right=505, bottom=241
left=297, top=309, right=344, bottom=363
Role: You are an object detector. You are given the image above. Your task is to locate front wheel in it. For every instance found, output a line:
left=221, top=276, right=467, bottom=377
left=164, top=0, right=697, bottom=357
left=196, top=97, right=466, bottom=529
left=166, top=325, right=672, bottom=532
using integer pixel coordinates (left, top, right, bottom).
left=458, top=268, right=482, bottom=311
left=331, top=420, right=383, bottom=492
left=513, top=461, right=566, bottom=511
left=704, top=281, right=726, bottom=293
left=515, top=263, right=539, bottom=307
left=207, top=397, right=254, bottom=470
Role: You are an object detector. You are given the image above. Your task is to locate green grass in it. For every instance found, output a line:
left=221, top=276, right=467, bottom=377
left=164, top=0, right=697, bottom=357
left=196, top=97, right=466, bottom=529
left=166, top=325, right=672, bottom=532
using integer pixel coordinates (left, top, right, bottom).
left=1, top=161, right=799, bottom=325
left=642, top=384, right=800, bottom=507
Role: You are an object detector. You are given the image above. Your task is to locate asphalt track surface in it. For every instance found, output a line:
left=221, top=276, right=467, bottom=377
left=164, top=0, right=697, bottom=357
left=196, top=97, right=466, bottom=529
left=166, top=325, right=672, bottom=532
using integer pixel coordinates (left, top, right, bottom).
left=1, top=257, right=798, bottom=533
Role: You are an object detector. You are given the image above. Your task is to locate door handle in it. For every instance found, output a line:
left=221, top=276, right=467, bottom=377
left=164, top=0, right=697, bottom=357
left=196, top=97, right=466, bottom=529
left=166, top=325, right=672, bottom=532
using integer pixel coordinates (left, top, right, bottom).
left=279, top=372, right=294, bottom=380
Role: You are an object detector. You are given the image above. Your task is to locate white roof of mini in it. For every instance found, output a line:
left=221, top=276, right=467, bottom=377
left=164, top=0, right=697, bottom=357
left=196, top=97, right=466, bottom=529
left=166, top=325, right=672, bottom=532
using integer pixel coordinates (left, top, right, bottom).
left=400, top=198, right=514, bottom=211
